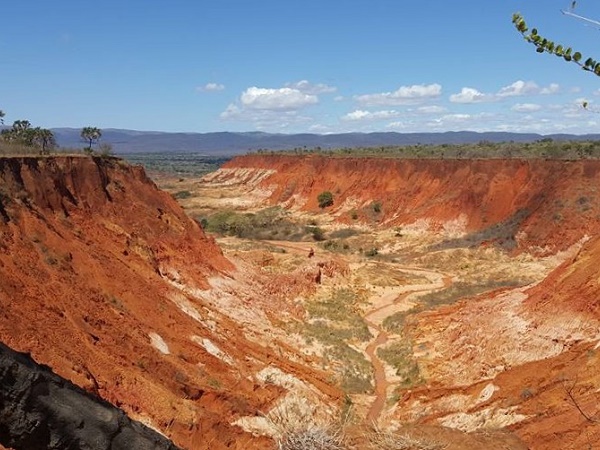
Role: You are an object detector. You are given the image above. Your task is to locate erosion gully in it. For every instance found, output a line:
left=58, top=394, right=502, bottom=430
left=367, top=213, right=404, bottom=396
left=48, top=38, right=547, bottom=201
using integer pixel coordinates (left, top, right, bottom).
left=363, top=267, right=452, bottom=423
left=260, top=240, right=452, bottom=424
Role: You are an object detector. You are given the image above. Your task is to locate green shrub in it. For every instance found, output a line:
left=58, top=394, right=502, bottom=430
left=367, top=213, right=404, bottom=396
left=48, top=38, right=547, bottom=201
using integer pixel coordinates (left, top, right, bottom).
left=174, top=190, right=192, bottom=199
left=305, top=226, right=325, bottom=241
left=317, top=191, right=334, bottom=208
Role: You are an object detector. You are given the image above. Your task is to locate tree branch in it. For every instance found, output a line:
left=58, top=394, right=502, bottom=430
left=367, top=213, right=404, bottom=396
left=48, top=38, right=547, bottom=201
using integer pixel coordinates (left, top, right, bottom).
left=512, top=12, right=600, bottom=76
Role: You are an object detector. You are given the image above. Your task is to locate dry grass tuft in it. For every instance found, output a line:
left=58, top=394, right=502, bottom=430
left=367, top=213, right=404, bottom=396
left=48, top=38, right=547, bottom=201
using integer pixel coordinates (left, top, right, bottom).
left=266, top=402, right=349, bottom=450
left=277, top=426, right=346, bottom=450
left=368, top=425, right=447, bottom=450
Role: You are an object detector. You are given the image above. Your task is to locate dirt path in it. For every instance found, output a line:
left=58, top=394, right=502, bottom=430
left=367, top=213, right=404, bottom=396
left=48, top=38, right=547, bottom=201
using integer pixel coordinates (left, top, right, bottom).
left=364, top=267, right=452, bottom=423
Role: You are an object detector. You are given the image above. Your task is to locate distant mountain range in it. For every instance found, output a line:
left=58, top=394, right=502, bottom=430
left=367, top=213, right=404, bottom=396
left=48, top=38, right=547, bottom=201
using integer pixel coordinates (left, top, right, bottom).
left=44, top=128, right=600, bottom=155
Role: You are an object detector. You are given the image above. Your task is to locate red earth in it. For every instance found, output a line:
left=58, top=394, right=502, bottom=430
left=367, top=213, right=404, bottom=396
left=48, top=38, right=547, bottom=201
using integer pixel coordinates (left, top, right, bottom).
left=4, top=154, right=600, bottom=449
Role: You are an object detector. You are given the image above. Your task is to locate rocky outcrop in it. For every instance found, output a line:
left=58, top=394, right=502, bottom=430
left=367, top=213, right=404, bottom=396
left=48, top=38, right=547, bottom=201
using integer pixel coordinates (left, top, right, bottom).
left=0, top=342, right=179, bottom=450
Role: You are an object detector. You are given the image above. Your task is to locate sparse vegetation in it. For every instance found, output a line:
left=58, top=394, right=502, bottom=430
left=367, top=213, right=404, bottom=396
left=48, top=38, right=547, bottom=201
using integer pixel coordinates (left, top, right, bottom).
left=201, top=207, right=331, bottom=242
left=299, top=288, right=373, bottom=394
left=417, top=279, right=524, bottom=309
left=430, top=208, right=530, bottom=252
left=258, top=139, right=600, bottom=160
left=377, top=340, right=423, bottom=389
left=98, top=142, right=113, bottom=158
left=173, top=190, right=193, bottom=199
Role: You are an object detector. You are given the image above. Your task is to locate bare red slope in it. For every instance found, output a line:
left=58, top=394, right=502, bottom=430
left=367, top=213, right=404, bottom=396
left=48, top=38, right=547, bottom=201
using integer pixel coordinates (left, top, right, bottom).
left=0, top=157, right=340, bottom=449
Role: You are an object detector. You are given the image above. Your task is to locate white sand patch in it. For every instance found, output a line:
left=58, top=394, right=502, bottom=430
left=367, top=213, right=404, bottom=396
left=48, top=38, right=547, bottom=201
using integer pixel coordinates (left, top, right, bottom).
left=167, top=292, right=203, bottom=322
left=201, top=167, right=276, bottom=187
left=281, top=193, right=308, bottom=210
left=401, top=219, right=433, bottom=235
left=192, top=336, right=234, bottom=366
left=149, top=332, right=170, bottom=355
left=441, top=214, right=468, bottom=238
left=476, top=383, right=499, bottom=404
left=437, top=406, right=529, bottom=432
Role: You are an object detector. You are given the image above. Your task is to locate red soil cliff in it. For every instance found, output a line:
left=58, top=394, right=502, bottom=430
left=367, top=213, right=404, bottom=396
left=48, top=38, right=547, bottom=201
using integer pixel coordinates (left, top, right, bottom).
left=220, top=155, right=600, bottom=251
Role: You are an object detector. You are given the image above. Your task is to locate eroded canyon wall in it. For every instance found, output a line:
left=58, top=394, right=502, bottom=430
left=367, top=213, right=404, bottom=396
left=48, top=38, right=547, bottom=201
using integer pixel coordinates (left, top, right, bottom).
left=219, top=155, right=600, bottom=251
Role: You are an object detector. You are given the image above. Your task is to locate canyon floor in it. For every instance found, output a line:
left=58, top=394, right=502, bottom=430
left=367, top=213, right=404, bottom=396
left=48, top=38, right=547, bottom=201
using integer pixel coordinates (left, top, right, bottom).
left=152, top=162, right=600, bottom=449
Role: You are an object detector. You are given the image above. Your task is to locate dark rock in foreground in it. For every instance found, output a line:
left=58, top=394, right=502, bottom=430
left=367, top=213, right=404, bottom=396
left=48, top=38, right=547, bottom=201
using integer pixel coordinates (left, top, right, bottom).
left=0, top=342, right=180, bottom=450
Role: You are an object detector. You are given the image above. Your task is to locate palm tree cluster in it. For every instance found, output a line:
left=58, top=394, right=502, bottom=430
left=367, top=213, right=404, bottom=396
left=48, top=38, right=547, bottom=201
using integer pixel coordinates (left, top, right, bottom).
left=1, top=117, right=56, bottom=155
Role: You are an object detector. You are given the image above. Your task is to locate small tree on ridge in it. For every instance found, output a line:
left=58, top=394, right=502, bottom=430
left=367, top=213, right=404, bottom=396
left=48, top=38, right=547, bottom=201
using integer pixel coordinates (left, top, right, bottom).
left=81, top=126, right=102, bottom=152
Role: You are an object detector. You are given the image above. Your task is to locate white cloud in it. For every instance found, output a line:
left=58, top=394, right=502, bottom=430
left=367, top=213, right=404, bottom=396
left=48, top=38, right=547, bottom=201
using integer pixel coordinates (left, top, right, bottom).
left=334, top=95, right=345, bottom=102
left=511, top=103, right=542, bottom=112
left=355, top=83, right=442, bottom=106
left=240, top=87, right=318, bottom=110
left=540, top=83, right=560, bottom=95
left=308, top=124, right=334, bottom=133
left=220, top=106, right=313, bottom=130
left=220, top=104, right=241, bottom=119
left=386, top=121, right=413, bottom=130
left=449, top=81, right=559, bottom=105
left=197, top=82, right=225, bottom=92
left=286, top=80, right=337, bottom=94
left=342, top=109, right=400, bottom=121
left=219, top=84, right=321, bottom=131
left=439, top=113, right=472, bottom=122
left=449, top=87, right=494, bottom=104
left=416, top=105, right=447, bottom=114
left=497, top=80, right=539, bottom=97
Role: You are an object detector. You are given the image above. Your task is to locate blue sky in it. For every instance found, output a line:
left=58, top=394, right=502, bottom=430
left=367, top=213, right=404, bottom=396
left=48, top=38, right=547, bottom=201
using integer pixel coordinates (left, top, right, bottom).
left=3, top=0, right=600, bottom=134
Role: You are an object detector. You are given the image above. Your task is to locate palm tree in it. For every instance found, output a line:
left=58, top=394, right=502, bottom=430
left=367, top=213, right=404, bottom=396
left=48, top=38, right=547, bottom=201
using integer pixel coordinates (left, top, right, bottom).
left=12, top=120, right=31, bottom=133
left=81, top=127, right=102, bottom=152
left=35, top=128, right=56, bottom=155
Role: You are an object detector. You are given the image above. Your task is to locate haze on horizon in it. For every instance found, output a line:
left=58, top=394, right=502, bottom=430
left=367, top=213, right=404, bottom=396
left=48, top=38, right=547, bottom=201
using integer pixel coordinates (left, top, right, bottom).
left=2, top=0, right=600, bottom=135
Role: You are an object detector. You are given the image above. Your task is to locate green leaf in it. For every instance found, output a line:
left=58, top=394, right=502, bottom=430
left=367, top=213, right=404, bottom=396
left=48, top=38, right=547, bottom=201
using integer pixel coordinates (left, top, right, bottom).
left=573, top=52, right=582, bottom=62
